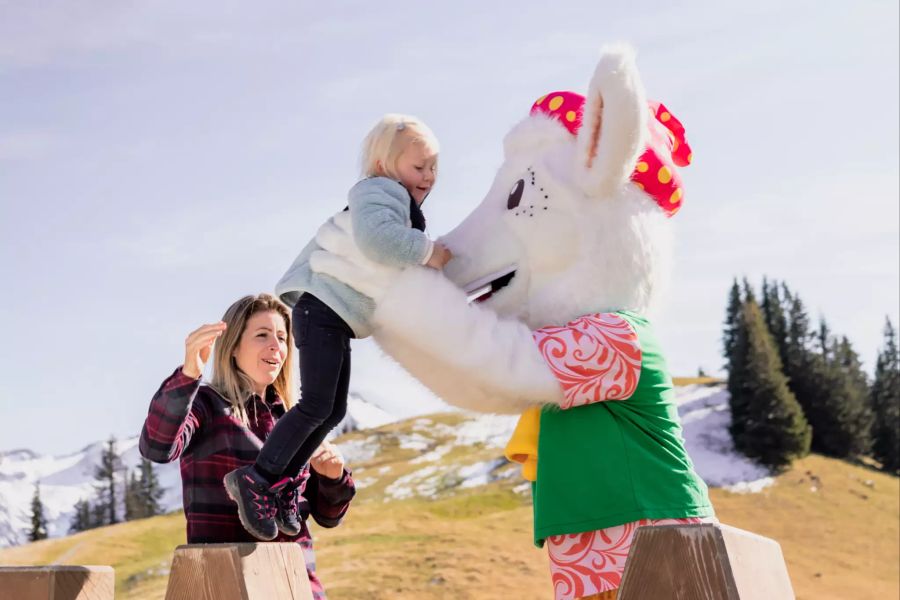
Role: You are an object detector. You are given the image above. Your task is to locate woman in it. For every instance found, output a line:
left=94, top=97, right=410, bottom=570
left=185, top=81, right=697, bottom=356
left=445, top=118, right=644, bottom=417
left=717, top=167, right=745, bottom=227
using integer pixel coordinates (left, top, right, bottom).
left=139, top=293, right=355, bottom=599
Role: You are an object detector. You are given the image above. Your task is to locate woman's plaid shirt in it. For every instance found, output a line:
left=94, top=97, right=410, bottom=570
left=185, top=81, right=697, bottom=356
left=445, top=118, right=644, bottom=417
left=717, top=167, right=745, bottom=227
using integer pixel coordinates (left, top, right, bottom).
left=140, top=367, right=356, bottom=599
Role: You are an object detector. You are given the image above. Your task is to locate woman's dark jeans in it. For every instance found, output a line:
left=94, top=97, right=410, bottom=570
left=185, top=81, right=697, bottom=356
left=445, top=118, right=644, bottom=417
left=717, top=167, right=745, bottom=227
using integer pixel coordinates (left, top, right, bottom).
left=255, top=293, right=353, bottom=480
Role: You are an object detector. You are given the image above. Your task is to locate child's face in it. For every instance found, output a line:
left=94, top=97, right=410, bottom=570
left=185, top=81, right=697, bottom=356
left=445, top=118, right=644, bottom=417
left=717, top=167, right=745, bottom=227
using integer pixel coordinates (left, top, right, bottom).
left=393, top=142, right=438, bottom=205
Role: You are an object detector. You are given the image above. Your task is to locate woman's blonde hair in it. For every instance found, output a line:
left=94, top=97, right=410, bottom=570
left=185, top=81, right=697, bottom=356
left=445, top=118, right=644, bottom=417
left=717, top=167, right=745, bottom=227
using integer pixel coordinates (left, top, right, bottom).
left=360, top=113, right=440, bottom=179
left=209, top=294, right=296, bottom=424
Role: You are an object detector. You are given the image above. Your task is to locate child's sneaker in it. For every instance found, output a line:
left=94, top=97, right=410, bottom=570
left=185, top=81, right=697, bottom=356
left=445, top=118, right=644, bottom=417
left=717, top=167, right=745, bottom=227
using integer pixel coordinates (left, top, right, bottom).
left=223, top=465, right=278, bottom=541
left=271, top=476, right=305, bottom=537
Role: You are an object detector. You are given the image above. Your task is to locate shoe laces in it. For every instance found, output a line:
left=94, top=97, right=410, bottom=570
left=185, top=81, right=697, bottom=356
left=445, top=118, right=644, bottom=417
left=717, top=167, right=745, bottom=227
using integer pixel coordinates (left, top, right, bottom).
left=273, top=477, right=304, bottom=519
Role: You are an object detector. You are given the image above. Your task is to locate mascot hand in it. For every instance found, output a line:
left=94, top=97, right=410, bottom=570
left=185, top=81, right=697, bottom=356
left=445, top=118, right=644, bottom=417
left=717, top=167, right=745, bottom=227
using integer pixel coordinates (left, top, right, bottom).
left=309, top=211, right=398, bottom=302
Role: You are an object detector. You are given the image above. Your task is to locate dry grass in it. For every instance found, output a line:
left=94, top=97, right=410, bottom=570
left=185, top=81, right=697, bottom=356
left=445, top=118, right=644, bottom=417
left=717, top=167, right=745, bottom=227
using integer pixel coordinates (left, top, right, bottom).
left=1, top=429, right=896, bottom=600
left=314, top=491, right=551, bottom=599
left=709, top=454, right=899, bottom=600
left=672, top=376, right=725, bottom=386
left=0, top=511, right=184, bottom=598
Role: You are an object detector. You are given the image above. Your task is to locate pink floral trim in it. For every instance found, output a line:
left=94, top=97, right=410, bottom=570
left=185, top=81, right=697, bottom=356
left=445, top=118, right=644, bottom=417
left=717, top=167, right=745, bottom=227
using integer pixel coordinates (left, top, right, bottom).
left=533, top=313, right=641, bottom=409
left=547, top=517, right=711, bottom=599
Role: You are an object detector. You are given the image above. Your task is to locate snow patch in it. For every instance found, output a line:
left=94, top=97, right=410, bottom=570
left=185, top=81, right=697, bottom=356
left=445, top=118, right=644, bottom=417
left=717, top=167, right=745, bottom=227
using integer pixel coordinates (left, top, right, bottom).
left=458, top=458, right=513, bottom=489
left=397, top=433, right=432, bottom=452
left=337, top=437, right=380, bottom=465
left=411, top=445, right=452, bottom=464
left=676, top=385, right=773, bottom=488
left=454, top=414, right=518, bottom=448
left=724, top=477, right=775, bottom=494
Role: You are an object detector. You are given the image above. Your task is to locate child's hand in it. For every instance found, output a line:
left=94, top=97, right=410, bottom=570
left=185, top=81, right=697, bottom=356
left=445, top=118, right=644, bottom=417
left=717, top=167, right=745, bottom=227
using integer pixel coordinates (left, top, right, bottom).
left=310, top=441, right=345, bottom=480
left=426, top=242, right=453, bottom=270
left=182, top=322, right=227, bottom=379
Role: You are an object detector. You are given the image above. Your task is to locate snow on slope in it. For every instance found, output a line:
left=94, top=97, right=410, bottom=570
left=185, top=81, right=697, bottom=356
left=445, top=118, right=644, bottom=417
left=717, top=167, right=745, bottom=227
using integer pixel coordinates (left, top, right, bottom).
left=0, top=383, right=771, bottom=547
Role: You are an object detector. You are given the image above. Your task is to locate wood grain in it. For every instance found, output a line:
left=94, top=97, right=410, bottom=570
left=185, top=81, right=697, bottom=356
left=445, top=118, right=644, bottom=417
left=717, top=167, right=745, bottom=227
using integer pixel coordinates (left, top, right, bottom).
left=618, top=523, right=795, bottom=600
left=0, top=565, right=114, bottom=600
left=164, top=543, right=313, bottom=600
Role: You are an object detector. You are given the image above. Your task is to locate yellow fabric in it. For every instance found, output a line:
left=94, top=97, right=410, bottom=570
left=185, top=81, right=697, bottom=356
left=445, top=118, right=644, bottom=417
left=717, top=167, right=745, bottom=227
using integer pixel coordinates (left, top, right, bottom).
left=503, top=407, right=542, bottom=481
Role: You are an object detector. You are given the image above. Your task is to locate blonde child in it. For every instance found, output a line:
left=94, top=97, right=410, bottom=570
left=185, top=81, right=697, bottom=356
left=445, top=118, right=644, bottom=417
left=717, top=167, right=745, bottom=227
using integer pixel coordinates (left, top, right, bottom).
left=224, top=115, right=450, bottom=540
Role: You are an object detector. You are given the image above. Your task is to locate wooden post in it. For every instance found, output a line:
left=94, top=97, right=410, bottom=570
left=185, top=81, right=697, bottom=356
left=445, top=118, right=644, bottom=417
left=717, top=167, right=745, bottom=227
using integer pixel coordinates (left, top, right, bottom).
left=0, top=566, right=114, bottom=600
left=618, top=523, right=795, bottom=600
left=164, top=543, right=314, bottom=600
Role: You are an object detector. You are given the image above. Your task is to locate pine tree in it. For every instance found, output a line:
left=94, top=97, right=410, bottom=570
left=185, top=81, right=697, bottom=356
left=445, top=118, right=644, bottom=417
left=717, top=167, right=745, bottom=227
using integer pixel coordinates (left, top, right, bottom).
left=825, top=336, right=874, bottom=457
left=741, top=277, right=756, bottom=305
left=783, top=284, right=812, bottom=382
left=723, top=279, right=742, bottom=371
left=871, top=317, right=900, bottom=472
left=124, top=469, right=141, bottom=521
left=93, top=437, right=124, bottom=526
left=91, top=502, right=107, bottom=529
left=69, top=499, right=92, bottom=533
left=817, top=318, right=832, bottom=360
left=726, top=285, right=751, bottom=443
left=729, top=300, right=811, bottom=470
left=138, top=458, right=165, bottom=518
left=28, top=483, right=48, bottom=542
left=761, top=278, right=789, bottom=368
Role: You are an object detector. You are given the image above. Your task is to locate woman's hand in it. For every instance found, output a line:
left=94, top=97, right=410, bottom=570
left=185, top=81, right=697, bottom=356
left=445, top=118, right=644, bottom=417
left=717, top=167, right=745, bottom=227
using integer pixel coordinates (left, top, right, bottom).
left=182, top=322, right=227, bottom=380
left=310, top=440, right=345, bottom=480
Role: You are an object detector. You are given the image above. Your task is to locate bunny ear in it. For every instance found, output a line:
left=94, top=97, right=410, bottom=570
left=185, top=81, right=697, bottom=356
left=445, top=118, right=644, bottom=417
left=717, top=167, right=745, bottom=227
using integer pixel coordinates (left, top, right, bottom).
left=574, top=45, right=647, bottom=197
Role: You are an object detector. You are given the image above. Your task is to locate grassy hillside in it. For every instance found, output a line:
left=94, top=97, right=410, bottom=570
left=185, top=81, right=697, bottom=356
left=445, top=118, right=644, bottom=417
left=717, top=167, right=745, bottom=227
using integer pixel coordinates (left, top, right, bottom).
left=1, top=415, right=896, bottom=600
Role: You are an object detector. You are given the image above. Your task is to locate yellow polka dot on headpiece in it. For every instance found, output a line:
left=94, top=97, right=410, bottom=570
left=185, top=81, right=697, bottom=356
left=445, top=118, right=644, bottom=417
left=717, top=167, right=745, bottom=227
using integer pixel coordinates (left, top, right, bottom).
left=657, top=166, right=672, bottom=184
left=548, top=96, right=564, bottom=111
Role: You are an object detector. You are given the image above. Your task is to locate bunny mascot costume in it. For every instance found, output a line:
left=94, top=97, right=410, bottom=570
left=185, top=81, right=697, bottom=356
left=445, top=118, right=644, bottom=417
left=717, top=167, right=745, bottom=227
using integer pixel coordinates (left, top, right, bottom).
left=311, top=45, right=714, bottom=599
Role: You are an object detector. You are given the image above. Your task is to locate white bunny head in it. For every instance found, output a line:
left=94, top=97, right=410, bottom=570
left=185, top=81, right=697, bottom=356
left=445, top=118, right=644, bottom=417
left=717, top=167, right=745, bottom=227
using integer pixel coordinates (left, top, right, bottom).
left=441, top=45, right=690, bottom=329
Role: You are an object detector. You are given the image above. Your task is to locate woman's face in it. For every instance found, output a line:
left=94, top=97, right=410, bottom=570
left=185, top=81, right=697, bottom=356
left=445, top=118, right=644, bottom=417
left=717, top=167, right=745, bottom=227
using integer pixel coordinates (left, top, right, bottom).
left=233, top=310, right=289, bottom=396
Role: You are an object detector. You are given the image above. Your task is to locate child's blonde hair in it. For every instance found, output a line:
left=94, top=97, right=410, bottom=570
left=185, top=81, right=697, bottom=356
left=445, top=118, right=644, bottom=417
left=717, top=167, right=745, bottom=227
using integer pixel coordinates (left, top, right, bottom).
left=360, top=114, right=440, bottom=179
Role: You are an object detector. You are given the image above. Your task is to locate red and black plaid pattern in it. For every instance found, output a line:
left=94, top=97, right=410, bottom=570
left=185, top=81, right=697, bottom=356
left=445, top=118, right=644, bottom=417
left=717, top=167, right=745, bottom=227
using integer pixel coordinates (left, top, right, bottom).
left=140, top=367, right=355, bottom=599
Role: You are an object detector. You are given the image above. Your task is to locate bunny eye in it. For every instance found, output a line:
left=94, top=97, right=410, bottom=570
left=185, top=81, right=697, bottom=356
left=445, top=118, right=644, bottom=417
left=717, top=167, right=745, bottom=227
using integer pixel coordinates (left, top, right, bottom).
left=507, top=179, right=525, bottom=210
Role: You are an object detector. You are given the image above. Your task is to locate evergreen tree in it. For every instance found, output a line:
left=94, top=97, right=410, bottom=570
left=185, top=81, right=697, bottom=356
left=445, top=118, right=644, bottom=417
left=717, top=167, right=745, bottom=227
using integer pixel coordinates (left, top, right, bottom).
left=871, top=317, right=900, bottom=472
left=783, top=284, right=813, bottom=381
left=817, top=318, right=832, bottom=359
left=138, top=458, right=165, bottom=518
left=761, top=278, right=789, bottom=368
left=28, top=483, right=48, bottom=542
left=124, top=469, right=140, bottom=521
left=93, top=437, right=123, bottom=525
left=729, top=300, right=811, bottom=470
left=741, top=277, right=756, bottom=305
left=69, top=499, right=92, bottom=533
left=820, top=337, right=874, bottom=457
left=723, top=279, right=742, bottom=371
left=91, top=501, right=107, bottom=529
left=726, top=289, right=751, bottom=443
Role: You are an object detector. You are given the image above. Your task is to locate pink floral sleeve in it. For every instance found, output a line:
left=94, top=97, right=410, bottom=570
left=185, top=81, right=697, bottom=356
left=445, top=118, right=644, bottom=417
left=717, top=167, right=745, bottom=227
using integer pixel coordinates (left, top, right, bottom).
left=532, top=313, right=642, bottom=409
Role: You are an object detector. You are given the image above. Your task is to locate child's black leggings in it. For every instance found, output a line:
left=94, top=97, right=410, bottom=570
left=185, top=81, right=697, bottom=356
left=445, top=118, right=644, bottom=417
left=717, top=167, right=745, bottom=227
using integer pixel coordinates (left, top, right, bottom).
left=255, top=293, right=352, bottom=482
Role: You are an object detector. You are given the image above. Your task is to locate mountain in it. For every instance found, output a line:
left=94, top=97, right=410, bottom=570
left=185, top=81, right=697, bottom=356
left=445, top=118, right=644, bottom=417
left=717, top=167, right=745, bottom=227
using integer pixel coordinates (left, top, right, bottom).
left=0, top=383, right=769, bottom=548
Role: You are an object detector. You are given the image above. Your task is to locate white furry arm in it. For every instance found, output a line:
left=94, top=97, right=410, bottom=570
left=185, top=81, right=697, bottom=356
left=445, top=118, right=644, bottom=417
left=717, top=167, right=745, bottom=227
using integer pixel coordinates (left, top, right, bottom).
left=310, top=211, right=397, bottom=301
left=371, top=267, right=564, bottom=414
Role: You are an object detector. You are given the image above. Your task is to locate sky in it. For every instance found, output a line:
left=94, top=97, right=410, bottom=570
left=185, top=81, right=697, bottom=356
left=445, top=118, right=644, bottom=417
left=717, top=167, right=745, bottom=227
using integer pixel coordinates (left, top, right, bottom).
left=1, top=1, right=897, bottom=455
